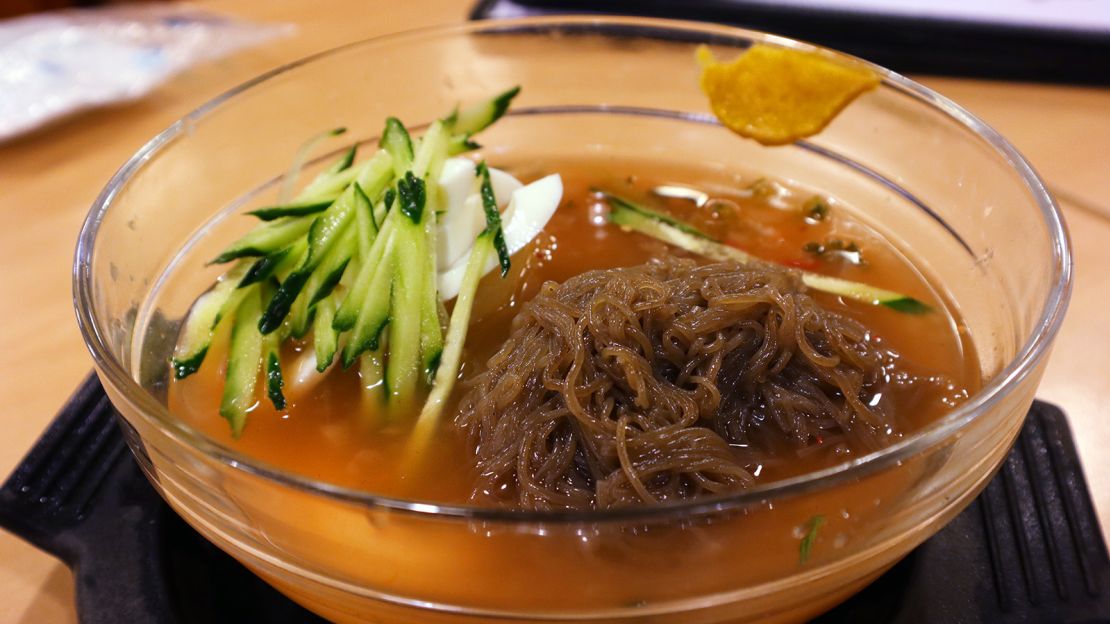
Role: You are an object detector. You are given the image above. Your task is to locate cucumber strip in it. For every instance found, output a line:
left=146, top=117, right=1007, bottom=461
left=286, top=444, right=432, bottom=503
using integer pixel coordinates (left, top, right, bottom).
left=219, top=285, right=264, bottom=437
left=448, top=86, right=520, bottom=136
left=305, top=224, right=357, bottom=307
left=275, top=241, right=332, bottom=339
left=604, top=194, right=931, bottom=313
left=259, top=187, right=358, bottom=333
left=353, top=182, right=378, bottom=259
left=412, top=121, right=448, bottom=179
left=602, top=192, right=714, bottom=240
left=304, top=186, right=358, bottom=266
left=341, top=232, right=397, bottom=367
left=313, top=296, right=340, bottom=372
left=288, top=144, right=357, bottom=203
left=386, top=215, right=426, bottom=400
left=211, top=216, right=313, bottom=264
left=299, top=163, right=358, bottom=200
left=240, top=249, right=290, bottom=289
left=880, top=297, right=932, bottom=314
left=396, top=172, right=426, bottom=224
left=275, top=239, right=310, bottom=281
left=476, top=162, right=511, bottom=276
left=262, top=280, right=289, bottom=410
left=417, top=173, right=509, bottom=419
left=171, top=261, right=252, bottom=379
left=326, top=145, right=357, bottom=175
left=419, top=242, right=443, bottom=380
left=412, top=234, right=493, bottom=448
left=802, top=274, right=932, bottom=314
left=380, top=117, right=414, bottom=176
left=287, top=286, right=316, bottom=340
left=414, top=122, right=449, bottom=378
left=446, top=133, right=480, bottom=156
left=353, top=149, right=395, bottom=202
left=299, top=153, right=378, bottom=200
left=607, top=195, right=756, bottom=263
left=248, top=198, right=335, bottom=221
left=265, top=346, right=286, bottom=410
left=279, top=127, right=346, bottom=203
left=238, top=239, right=306, bottom=288
left=261, top=242, right=311, bottom=338
left=263, top=329, right=286, bottom=410
left=380, top=188, right=396, bottom=218
left=259, top=269, right=311, bottom=335
left=334, top=211, right=397, bottom=331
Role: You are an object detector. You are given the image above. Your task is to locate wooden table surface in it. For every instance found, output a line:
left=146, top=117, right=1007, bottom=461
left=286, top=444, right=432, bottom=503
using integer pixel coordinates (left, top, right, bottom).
left=1, top=1, right=1107, bottom=621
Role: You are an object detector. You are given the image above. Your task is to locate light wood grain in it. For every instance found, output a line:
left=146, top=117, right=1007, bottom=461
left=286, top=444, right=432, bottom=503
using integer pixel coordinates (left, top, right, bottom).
left=0, top=2, right=467, bottom=621
left=0, top=3, right=1107, bottom=621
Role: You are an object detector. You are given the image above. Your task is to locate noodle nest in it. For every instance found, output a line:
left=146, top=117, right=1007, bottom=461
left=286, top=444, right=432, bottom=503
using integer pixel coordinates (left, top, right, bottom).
left=456, top=258, right=921, bottom=510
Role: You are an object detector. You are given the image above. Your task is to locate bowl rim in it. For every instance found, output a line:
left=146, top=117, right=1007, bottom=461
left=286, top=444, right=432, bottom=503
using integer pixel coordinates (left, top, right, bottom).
left=73, top=15, right=1072, bottom=523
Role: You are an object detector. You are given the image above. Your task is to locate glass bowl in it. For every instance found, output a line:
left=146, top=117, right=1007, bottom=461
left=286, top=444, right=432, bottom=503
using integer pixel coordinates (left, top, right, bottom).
left=74, top=16, right=1071, bottom=623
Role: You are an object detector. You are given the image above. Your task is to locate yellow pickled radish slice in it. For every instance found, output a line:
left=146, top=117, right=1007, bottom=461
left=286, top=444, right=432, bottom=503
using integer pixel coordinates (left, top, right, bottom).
left=697, top=44, right=880, bottom=146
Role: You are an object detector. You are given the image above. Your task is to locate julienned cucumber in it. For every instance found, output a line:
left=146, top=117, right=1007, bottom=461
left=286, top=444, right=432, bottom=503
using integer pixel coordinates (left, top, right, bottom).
left=476, top=162, right=511, bottom=275
left=171, top=261, right=252, bottom=379
left=603, top=193, right=714, bottom=241
left=799, top=273, right=931, bottom=314
left=415, top=122, right=449, bottom=378
left=211, top=216, right=314, bottom=264
left=220, top=285, right=264, bottom=437
left=313, top=295, right=340, bottom=372
left=305, top=215, right=360, bottom=307
left=410, top=160, right=508, bottom=450
left=381, top=118, right=415, bottom=176
left=327, top=145, right=357, bottom=175
left=278, top=127, right=346, bottom=203
left=263, top=327, right=286, bottom=410
left=258, top=184, right=360, bottom=333
left=340, top=231, right=395, bottom=367
left=174, top=89, right=523, bottom=437
left=388, top=165, right=438, bottom=401
left=239, top=239, right=306, bottom=288
left=440, top=86, right=520, bottom=158
left=448, top=86, right=520, bottom=136
left=411, top=233, right=491, bottom=448
left=604, top=193, right=931, bottom=314
left=334, top=212, right=396, bottom=334
left=248, top=198, right=336, bottom=221
left=386, top=215, right=426, bottom=400
left=353, top=182, right=379, bottom=257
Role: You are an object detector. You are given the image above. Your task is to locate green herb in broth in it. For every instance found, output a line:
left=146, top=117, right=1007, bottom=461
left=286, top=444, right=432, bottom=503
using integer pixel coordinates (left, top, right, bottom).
left=802, top=238, right=866, bottom=266
left=799, top=515, right=826, bottom=564
left=803, top=195, right=830, bottom=223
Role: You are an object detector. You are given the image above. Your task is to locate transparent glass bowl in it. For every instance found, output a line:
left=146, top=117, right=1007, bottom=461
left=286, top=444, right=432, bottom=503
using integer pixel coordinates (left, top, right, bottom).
left=74, top=17, right=1071, bottom=623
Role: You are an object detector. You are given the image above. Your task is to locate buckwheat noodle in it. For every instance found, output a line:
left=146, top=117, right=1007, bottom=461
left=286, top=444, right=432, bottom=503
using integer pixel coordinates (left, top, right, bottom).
left=456, top=258, right=929, bottom=511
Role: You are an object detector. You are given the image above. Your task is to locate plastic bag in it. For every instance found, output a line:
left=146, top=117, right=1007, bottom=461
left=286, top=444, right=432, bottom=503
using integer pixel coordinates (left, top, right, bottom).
left=0, top=4, right=292, bottom=141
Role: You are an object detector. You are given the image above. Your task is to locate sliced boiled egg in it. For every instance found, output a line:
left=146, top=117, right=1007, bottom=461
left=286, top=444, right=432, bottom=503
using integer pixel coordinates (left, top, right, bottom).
left=436, top=158, right=522, bottom=270
left=435, top=160, right=562, bottom=301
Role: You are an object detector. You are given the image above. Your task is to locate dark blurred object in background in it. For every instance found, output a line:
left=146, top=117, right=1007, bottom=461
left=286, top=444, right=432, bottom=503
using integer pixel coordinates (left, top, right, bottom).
left=473, top=0, right=1110, bottom=85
